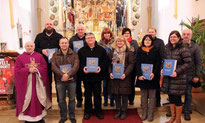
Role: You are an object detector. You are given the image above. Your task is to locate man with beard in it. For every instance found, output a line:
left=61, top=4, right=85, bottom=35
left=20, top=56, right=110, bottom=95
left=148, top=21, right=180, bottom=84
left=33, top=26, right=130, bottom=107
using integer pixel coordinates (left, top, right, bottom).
left=34, top=19, right=63, bottom=98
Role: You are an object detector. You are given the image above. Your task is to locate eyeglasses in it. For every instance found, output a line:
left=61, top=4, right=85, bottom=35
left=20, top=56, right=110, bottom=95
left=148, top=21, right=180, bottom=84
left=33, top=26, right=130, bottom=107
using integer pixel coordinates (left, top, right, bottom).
left=170, top=36, right=178, bottom=39
left=86, top=37, right=95, bottom=39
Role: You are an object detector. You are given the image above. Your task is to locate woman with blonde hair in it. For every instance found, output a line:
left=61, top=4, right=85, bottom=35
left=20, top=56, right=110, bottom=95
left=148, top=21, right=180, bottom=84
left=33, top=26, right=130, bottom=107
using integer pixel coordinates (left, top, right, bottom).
left=108, top=35, right=135, bottom=120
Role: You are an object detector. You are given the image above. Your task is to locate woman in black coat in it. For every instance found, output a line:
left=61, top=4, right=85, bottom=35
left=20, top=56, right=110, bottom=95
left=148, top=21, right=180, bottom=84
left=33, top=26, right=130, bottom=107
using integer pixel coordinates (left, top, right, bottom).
left=136, top=34, right=161, bottom=122
left=161, top=30, right=191, bottom=123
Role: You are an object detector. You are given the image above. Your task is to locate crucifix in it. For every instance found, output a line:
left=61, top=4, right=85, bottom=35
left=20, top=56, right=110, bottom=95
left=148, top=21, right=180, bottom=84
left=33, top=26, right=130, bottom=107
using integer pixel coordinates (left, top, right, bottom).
left=25, top=58, right=40, bottom=68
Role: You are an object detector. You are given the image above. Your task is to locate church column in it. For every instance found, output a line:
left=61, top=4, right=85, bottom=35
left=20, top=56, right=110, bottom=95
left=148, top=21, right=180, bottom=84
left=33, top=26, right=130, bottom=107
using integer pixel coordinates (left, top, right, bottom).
left=9, top=0, right=15, bottom=29
left=147, top=0, right=152, bottom=28
left=37, top=0, right=42, bottom=33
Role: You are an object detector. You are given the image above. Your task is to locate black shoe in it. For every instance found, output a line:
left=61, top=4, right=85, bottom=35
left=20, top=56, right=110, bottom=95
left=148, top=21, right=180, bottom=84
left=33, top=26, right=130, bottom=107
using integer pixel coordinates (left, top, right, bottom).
left=114, top=111, right=121, bottom=119
left=84, top=113, right=91, bottom=120
left=120, top=111, right=126, bottom=120
left=77, top=102, right=82, bottom=108
left=182, top=110, right=192, bottom=114
left=110, top=101, right=114, bottom=107
left=184, top=112, right=191, bottom=121
left=96, top=113, right=104, bottom=119
left=37, top=119, right=45, bottom=123
left=70, top=118, right=76, bottom=123
left=104, top=102, right=108, bottom=106
left=166, top=111, right=171, bottom=117
left=129, top=102, right=134, bottom=105
left=59, top=119, right=67, bottom=123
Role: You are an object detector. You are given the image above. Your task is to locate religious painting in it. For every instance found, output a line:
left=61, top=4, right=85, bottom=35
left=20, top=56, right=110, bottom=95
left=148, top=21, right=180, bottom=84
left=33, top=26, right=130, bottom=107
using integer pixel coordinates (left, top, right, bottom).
left=74, top=0, right=116, bottom=40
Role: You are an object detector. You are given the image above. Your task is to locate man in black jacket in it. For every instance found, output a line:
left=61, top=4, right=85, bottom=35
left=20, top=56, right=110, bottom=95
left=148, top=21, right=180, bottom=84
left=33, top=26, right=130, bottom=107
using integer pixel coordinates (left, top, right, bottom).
left=69, top=24, right=86, bottom=108
left=78, top=32, right=108, bottom=120
left=34, top=19, right=63, bottom=96
left=148, top=27, right=165, bottom=107
left=182, top=29, right=202, bottom=121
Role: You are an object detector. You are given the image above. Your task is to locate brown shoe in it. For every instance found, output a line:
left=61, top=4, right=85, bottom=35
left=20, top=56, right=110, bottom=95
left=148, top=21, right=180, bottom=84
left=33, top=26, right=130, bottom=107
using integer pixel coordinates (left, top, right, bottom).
left=165, top=104, right=176, bottom=123
left=175, top=106, right=183, bottom=123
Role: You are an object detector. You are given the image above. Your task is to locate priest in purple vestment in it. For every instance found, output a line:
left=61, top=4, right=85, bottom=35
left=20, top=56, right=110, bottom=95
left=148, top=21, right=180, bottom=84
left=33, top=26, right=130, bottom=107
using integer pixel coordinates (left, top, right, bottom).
left=15, top=41, right=51, bottom=123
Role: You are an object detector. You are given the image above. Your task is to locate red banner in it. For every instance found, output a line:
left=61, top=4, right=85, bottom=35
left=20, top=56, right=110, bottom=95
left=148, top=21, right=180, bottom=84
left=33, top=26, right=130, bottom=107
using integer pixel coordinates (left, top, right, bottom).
left=0, top=57, right=15, bottom=94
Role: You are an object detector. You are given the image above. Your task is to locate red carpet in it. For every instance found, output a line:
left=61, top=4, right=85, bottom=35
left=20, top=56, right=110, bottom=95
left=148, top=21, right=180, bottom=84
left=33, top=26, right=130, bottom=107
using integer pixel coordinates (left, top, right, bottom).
left=82, top=109, right=142, bottom=123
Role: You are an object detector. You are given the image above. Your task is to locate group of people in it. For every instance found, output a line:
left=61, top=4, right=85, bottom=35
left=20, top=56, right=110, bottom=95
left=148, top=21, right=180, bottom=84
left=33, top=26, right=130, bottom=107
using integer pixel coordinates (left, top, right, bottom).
left=14, top=19, right=202, bottom=123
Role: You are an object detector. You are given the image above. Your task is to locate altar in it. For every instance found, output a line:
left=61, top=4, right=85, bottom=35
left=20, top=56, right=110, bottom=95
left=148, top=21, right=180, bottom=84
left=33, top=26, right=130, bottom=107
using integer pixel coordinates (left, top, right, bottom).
left=47, top=0, right=143, bottom=41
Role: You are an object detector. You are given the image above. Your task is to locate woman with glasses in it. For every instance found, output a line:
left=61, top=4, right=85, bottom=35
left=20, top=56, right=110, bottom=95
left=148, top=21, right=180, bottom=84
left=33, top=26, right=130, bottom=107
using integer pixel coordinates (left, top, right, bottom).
left=161, top=30, right=191, bottom=123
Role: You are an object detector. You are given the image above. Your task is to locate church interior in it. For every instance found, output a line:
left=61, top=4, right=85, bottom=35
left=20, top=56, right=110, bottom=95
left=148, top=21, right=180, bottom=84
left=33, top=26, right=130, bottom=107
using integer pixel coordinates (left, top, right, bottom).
left=0, top=0, right=205, bottom=123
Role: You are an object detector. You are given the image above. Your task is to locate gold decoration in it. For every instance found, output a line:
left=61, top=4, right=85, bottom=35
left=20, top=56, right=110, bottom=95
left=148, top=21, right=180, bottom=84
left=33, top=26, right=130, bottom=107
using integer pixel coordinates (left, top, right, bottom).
left=9, top=0, right=15, bottom=28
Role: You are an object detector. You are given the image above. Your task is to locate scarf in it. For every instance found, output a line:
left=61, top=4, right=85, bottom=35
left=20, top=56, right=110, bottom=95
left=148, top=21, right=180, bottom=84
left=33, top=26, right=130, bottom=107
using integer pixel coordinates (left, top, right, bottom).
left=127, top=36, right=132, bottom=43
left=141, top=46, right=154, bottom=53
left=104, top=38, right=111, bottom=45
left=113, top=45, right=126, bottom=64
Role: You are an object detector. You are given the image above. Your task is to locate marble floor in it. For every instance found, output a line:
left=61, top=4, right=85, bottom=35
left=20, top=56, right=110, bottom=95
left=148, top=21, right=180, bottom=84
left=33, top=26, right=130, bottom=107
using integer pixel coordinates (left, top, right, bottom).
left=0, top=94, right=205, bottom=123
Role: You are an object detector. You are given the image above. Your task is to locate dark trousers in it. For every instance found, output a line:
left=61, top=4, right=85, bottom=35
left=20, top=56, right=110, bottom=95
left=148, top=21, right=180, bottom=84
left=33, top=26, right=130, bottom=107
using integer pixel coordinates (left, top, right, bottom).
left=103, top=79, right=114, bottom=103
left=155, top=75, right=161, bottom=105
left=183, top=76, right=193, bottom=112
left=168, top=94, right=182, bottom=106
left=47, top=63, right=53, bottom=96
left=76, top=77, right=83, bottom=103
left=128, top=73, right=136, bottom=103
left=83, top=80, right=102, bottom=114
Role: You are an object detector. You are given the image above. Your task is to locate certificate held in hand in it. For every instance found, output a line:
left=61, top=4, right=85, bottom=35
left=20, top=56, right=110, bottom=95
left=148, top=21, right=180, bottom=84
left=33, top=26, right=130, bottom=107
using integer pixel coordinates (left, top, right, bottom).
left=86, top=57, right=98, bottom=72
left=141, top=64, right=153, bottom=80
left=112, top=64, right=124, bottom=79
left=60, top=64, right=73, bottom=81
left=162, top=59, right=177, bottom=76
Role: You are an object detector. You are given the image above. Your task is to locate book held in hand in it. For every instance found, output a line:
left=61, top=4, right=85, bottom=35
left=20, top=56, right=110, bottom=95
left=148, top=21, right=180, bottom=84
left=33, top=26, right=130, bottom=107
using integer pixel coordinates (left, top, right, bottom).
left=162, top=59, right=177, bottom=76
left=60, top=64, right=73, bottom=81
left=73, top=40, right=84, bottom=52
left=141, top=64, right=153, bottom=80
left=112, top=63, right=124, bottom=79
left=86, top=57, right=98, bottom=72
left=47, top=48, right=58, bottom=63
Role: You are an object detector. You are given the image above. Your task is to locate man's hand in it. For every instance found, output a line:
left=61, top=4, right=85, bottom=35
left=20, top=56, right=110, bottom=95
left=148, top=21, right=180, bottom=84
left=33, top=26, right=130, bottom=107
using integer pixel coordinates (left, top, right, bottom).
left=83, top=67, right=89, bottom=74
left=62, top=74, right=69, bottom=81
left=110, top=73, right=114, bottom=79
left=29, top=67, right=37, bottom=73
left=192, top=77, right=199, bottom=83
left=94, top=67, right=101, bottom=74
left=42, top=49, right=48, bottom=57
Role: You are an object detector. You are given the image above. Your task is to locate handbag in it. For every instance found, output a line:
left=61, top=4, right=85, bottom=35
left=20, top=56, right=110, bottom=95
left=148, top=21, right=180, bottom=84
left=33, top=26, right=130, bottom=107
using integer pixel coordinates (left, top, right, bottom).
left=191, top=81, right=201, bottom=88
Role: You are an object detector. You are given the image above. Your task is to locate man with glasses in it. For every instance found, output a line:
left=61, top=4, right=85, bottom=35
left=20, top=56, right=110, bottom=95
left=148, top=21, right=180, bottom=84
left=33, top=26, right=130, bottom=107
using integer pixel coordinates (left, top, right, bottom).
left=78, top=32, right=108, bottom=120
